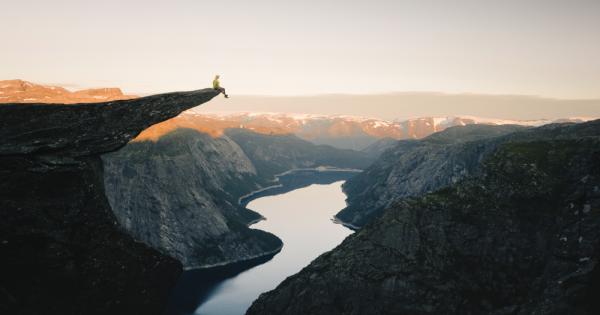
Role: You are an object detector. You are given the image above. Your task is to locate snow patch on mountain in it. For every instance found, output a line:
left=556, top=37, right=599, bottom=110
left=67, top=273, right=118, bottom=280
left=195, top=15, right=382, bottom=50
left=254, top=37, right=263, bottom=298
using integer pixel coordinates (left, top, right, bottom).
left=188, top=111, right=596, bottom=131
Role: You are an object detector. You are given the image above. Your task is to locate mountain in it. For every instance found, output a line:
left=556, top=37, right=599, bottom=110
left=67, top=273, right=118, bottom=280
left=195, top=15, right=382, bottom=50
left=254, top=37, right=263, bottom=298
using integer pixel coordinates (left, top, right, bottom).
left=102, top=126, right=371, bottom=269
left=134, top=110, right=594, bottom=151
left=337, top=124, right=527, bottom=228
left=247, top=119, right=600, bottom=315
left=0, top=89, right=218, bottom=315
left=360, top=137, right=400, bottom=159
left=338, top=119, right=600, bottom=228
left=0, top=79, right=137, bottom=103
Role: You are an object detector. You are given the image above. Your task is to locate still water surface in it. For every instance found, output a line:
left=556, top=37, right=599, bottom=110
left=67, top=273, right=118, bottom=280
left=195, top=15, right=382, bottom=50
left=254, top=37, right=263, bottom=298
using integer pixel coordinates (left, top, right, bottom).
left=193, top=180, right=352, bottom=315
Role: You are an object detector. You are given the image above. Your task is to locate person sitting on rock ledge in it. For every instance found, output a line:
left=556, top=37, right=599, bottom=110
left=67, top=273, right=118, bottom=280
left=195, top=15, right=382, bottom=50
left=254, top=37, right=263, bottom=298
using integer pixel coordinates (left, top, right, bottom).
left=212, top=75, right=229, bottom=98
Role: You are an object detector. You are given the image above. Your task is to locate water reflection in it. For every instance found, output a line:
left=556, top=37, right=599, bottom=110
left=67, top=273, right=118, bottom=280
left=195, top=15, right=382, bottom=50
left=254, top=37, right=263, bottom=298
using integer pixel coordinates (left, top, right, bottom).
left=164, top=171, right=354, bottom=315
left=165, top=254, right=277, bottom=315
left=195, top=181, right=352, bottom=315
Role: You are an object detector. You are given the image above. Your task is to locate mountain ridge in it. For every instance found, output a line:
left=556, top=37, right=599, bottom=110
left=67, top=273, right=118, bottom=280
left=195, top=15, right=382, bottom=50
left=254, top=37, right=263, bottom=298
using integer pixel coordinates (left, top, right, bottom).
left=338, top=120, right=600, bottom=228
left=133, top=111, right=594, bottom=151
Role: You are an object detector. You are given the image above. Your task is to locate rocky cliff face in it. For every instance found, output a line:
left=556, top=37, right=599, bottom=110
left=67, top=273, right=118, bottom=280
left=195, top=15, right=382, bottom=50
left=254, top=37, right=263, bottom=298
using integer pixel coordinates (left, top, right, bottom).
left=0, top=89, right=218, bottom=315
left=247, top=119, right=600, bottom=315
left=338, top=125, right=525, bottom=228
left=102, top=128, right=371, bottom=269
left=102, top=129, right=281, bottom=269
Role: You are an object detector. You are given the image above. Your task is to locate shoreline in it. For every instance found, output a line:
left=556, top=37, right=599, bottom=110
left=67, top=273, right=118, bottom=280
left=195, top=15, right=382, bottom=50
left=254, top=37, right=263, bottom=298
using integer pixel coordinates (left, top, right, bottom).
left=237, top=184, right=284, bottom=205
left=238, top=166, right=362, bottom=206
left=331, top=215, right=361, bottom=231
left=183, top=243, right=284, bottom=271
left=187, top=168, right=361, bottom=271
left=245, top=216, right=267, bottom=227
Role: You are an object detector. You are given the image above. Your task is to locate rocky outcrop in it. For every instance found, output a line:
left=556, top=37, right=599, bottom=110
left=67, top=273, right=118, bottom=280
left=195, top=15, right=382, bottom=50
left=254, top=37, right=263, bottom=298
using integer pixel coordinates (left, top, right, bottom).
left=0, top=89, right=218, bottom=315
left=247, top=119, right=600, bottom=315
left=102, top=128, right=371, bottom=269
left=338, top=125, right=525, bottom=228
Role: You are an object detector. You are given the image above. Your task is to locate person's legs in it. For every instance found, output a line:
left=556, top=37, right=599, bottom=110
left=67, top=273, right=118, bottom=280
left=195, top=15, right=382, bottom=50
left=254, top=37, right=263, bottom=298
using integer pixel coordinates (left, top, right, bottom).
left=219, top=87, right=229, bottom=98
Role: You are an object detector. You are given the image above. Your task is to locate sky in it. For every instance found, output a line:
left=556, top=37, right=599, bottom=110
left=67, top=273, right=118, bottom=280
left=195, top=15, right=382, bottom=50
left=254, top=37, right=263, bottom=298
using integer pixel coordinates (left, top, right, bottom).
left=1, top=0, right=600, bottom=99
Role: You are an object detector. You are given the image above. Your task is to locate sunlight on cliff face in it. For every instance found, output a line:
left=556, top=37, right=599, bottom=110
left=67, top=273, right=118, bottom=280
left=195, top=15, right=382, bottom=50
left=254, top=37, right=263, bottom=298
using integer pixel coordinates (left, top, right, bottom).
left=132, top=113, right=296, bottom=142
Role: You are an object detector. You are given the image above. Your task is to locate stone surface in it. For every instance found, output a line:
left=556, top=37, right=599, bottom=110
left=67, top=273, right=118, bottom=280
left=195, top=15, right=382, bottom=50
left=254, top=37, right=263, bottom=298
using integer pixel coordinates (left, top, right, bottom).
left=0, top=88, right=217, bottom=156
left=0, top=89, right=218, bottom=315
left=248, top=120, right=600, bottom=315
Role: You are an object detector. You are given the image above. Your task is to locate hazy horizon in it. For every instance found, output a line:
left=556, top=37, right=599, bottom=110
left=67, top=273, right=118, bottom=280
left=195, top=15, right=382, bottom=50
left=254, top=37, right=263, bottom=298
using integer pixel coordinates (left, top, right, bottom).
left=10, top=78, right=600, bottom=101
left=3, top=78, right=600, bottom=120
left=198, top=92, right=600, bottom=121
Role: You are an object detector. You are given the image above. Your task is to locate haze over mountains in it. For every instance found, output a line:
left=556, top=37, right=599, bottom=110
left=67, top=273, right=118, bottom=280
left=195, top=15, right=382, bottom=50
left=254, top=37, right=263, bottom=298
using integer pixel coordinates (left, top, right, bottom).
left=0, top=79, right=136, bottom=103
left=3, top=79, right=599, bottom=121
left=136, top=111, right=594, bottom=151
left=201, top=92, right=600, bottom=121
left=2, top=80, right=596, bottom=152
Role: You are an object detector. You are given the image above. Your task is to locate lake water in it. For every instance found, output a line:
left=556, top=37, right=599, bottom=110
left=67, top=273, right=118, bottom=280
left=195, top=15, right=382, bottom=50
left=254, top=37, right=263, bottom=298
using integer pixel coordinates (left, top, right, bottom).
left=166, top=178, right=353, bottom=315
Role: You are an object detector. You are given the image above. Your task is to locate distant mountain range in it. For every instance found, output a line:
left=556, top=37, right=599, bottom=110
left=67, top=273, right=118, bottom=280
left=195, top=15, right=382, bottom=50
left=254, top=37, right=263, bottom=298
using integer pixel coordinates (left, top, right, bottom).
left=0, top=79, right=136, bottom=103
left=1, top=80, right=595, bottom=151
left=138, top=111, right=594, bottom=150
left=199, top=92, right=600, bottom=121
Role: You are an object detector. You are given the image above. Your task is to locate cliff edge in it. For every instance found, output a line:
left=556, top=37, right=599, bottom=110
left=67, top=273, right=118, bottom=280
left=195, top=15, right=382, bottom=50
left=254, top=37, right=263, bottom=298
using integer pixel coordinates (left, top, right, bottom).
left=0, top=89, right=219, bottom=315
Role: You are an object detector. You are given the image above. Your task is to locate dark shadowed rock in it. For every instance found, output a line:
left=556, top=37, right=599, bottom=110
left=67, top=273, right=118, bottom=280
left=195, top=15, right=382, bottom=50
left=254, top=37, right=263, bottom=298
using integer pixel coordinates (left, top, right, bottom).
left=102, top=129, right=283, bottom=269
left=0, top=89, right=218, bottom=315
left=248, top=120, right=600, bottom=315
left=338, top=122, right=600, bottom=228
left=0, top=89, right=218, bottom=156
left=338, top=124, right=526, bottom=228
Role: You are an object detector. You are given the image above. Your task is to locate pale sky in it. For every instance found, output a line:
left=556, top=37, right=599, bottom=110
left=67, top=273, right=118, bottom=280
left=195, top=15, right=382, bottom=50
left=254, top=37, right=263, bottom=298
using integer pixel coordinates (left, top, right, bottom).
left=2, top=0, right=600, bottom=99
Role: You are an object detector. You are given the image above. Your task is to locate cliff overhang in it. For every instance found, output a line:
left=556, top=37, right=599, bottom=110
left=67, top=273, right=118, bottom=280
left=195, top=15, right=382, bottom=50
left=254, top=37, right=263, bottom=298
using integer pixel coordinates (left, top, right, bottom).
left=0, top=88, right=219, bottom=315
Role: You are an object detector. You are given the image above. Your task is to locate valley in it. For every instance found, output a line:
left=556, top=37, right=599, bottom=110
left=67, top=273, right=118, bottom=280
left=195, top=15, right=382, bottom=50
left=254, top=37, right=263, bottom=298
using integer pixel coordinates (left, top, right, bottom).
left=102, top=127, right=370, bottom=269
left=4, top=1, right=600, bottom=313
left=248, top=119, right=600, bottom=315
left=1, top=81, right=598, bottom=315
